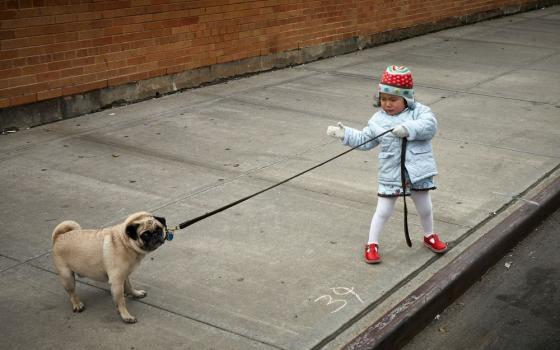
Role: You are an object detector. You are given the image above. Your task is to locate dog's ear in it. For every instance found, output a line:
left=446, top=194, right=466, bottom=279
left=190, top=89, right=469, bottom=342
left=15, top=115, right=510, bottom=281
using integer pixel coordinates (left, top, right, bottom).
left=154, top=216, right=167, bottom=228
left=125, top=223, right=139, bottom=240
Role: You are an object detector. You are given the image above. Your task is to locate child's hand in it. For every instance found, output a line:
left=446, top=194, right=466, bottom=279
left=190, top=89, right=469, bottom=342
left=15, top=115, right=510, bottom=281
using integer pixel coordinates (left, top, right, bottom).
left=392, top=125, right=409, bottom=138
left=327, top=122, right=346, bottom=139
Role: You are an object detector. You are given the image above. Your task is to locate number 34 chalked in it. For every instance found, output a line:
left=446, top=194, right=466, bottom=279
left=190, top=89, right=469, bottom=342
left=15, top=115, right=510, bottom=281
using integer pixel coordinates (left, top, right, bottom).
left=314, top=287, right=364, bottom=313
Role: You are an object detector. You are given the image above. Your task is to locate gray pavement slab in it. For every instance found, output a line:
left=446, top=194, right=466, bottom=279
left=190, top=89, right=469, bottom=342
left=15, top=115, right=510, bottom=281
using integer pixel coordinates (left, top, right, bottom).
left=1, top=5, right=560, bottom=350
left=471, top=25, right=560, bottom=48
left=407, top=37, right=556, bottom=66
left=1, top=264, right=277, bottom=350
left=532, top=52, right=560, bottom=72
left=542, top=10, right=560, bottom=20
left=364, top=36, right=446, bottom=55
left=434, top=93, right=560, bottom=156
left=505, top=16, right=560, bottom=32
left=231, top=72, right=375, bottom=120
left=470, top=69, right=560, bottom=105
left=323, top=53, right=514, bottom=91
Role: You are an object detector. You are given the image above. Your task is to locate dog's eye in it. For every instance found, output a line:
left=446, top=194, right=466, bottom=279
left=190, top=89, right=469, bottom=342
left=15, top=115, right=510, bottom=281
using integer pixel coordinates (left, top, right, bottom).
left=141, top=228, right=161, bottom=238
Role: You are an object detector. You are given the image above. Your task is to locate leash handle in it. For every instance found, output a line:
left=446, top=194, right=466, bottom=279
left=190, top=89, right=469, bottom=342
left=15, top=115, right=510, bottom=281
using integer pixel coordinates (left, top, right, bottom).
left=177, top=128, right=395, bottom=230
left=400, top=137, right=412, bottom=247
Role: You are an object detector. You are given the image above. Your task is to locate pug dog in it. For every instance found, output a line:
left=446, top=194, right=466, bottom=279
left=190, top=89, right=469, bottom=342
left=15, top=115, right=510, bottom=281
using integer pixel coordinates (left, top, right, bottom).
left=51, top=211, right=169, bottom=323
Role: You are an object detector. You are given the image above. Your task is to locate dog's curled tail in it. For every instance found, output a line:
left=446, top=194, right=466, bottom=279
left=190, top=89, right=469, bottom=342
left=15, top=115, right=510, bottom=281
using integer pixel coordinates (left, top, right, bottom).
left=52, top=221, right=81, bottom=242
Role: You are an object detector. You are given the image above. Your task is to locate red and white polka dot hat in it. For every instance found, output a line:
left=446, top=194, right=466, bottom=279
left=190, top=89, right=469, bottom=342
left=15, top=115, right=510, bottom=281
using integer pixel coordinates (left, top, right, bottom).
left=375, top=65, right=415, bottom=108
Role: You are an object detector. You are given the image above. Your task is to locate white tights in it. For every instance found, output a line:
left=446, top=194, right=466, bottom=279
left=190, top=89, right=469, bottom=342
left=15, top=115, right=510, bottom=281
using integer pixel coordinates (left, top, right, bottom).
left=367, top=191, right=434, bottom=244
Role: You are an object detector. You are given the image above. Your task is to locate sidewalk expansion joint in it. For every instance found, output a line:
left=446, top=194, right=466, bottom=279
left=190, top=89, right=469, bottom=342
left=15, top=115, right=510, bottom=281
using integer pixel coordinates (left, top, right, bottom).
left=0, top=250, right=50, bottom=274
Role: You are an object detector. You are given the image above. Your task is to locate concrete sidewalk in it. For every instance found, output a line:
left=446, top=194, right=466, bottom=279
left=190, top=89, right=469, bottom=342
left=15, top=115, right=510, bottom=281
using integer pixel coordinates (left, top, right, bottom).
left=1, top=6, right=560, bottom=350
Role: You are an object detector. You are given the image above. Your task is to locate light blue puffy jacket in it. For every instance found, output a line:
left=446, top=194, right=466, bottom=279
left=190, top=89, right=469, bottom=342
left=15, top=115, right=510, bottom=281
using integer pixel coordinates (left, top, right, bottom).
left=342, top=102, right=438, bottom=186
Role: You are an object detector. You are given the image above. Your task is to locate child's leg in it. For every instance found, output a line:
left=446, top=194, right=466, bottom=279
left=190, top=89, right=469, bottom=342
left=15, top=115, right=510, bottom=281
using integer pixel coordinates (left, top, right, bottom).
left=368, top=197, right=398, bottom=244
left=410, top=191, right=433, bottom=236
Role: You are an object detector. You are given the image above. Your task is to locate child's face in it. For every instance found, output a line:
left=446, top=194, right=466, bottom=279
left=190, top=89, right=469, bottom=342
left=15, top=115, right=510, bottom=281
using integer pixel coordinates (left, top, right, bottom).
left=379, top=93, right=406, bottom=116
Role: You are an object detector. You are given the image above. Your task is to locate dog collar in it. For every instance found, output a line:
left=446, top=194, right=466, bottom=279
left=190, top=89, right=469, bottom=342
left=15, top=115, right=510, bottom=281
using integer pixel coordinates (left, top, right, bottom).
left=165, top=228, right=176, bottom=241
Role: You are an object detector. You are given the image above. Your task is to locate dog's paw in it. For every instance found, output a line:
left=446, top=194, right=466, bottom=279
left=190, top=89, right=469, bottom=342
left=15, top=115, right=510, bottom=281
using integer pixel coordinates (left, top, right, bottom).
left=130, top=289, right=147, bottom=299
left=72, top=302, right=85, bottom=313
left=121, top=315, right=137, bottom=324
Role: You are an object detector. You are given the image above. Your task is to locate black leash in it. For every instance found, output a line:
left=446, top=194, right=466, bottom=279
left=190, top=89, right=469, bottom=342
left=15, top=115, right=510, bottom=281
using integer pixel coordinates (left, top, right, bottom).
left=400, top=137, right=412, bottom=247
left=169, top=128, right=395, bottom=232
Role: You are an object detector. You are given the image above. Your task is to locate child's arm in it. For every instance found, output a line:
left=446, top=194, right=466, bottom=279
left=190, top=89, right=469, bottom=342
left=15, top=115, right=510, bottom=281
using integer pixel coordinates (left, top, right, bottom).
left=342, top=119, right=386, bottom=150
left=400, top=104, right=437, bottom=141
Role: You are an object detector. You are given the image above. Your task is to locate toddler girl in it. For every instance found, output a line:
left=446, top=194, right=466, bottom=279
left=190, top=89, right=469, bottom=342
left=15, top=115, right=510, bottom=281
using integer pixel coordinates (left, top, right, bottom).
left=327, top=66, right=447, bottom=263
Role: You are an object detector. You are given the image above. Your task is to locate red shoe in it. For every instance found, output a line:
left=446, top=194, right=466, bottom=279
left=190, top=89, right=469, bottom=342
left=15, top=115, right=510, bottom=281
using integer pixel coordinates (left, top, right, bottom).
left=424, top=233, right=447, bottom=253
left=364, top=243, right=381, bottom=264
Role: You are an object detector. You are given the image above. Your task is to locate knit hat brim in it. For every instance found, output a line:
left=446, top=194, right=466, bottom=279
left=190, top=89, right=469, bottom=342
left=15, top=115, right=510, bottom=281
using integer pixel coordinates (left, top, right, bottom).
left=374, top=83, right=416, bottom=109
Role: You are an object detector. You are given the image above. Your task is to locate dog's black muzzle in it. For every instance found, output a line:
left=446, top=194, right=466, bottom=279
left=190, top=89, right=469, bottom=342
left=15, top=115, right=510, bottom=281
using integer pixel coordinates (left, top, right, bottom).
left=143, top=230, right=166, bottom=251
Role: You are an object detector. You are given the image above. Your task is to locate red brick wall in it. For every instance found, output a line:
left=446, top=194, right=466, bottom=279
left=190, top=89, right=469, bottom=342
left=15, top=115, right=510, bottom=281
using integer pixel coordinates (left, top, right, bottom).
left=0, top=0, right=543, bottom=109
